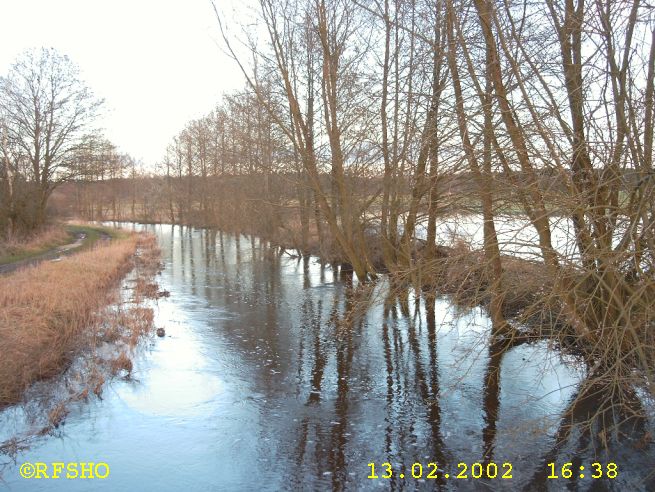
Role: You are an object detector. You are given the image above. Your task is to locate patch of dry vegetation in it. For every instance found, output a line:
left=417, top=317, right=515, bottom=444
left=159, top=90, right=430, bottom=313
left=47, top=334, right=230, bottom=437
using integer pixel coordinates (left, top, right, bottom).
left=0, top=225, right=71, bottom=262
left=412, top=240, right=553, bottom=323
left=109, top=352, right=133, bottom=377
left=0, top=231, right=158, bottom=407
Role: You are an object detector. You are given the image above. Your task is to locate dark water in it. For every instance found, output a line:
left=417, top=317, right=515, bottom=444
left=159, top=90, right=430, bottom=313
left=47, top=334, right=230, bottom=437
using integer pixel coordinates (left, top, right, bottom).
left=1, top=224, right=653, bottom=491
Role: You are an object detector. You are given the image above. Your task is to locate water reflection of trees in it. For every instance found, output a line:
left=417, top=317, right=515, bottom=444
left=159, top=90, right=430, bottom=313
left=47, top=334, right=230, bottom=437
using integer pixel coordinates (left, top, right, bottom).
left=523, top=378, right=650, bottom=491
left=175, top=228, right=652, bottom=490
left=315, top=284, right=649, bottom=489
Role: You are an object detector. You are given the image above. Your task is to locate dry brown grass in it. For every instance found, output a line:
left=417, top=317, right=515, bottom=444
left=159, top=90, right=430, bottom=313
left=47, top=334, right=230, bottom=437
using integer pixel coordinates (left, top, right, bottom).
left=90, top=368, right=105, bottom=398
left=0, top=232, right=146, bottom=406
left=413, top=241, right=552, bottom=322
left=47, top=402, right=68, bottom=428
left=109, top=352, right=133, bottom=377
left=112, top=306, right=155, bottom=347
left=0, top=225, right=70, bottom=259
left=134, top=278, right=159, bottom=301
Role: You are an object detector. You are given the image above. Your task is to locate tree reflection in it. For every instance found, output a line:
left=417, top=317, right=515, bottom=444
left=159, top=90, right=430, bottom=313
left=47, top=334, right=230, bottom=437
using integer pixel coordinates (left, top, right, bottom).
left=164, top=228, right=652, bottom=490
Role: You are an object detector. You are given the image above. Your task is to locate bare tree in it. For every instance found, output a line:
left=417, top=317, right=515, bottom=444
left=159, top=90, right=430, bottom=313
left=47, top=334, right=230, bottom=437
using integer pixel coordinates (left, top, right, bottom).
left=0, top=48, right=102, bottom=232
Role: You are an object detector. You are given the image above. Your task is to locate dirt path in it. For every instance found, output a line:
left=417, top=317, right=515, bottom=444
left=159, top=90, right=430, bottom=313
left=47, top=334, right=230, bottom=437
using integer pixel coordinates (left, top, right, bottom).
left=0, top=230, right=111, bottom=276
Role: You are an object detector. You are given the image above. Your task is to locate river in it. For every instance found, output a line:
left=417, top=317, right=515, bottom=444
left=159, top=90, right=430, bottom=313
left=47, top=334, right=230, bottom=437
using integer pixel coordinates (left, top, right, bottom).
left=1, top=223, right=652, bottom=491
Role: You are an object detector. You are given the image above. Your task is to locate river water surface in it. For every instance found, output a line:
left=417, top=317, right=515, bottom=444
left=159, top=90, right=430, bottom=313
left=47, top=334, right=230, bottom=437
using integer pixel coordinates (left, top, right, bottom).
left=1, top=224, right=653, bottom=491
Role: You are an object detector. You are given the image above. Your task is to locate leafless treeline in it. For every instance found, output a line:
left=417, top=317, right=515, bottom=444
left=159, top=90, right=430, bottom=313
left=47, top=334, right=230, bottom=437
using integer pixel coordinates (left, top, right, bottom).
left=72, top=0, right=655, bottom=430
left=68, top=135, right=140, bottom=221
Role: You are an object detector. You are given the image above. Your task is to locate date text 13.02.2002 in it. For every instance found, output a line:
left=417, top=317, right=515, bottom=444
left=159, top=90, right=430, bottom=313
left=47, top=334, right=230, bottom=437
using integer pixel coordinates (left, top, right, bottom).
left=367, top=462, right=619, bottom=481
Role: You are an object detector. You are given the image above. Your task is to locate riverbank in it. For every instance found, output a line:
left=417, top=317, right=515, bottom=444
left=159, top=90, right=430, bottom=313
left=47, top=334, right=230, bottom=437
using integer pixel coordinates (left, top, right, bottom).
left=105, top=217, right=551, bottom=325
left=0, top=223, right=126, bottom=275
left=0, top=228, right=161, bottom=410
left=0, top=225, right=71, bottom=265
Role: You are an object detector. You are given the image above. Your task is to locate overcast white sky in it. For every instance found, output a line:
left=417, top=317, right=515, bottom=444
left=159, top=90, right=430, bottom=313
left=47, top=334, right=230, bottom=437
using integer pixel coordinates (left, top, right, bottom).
left=0, top=0, right=245, bottom=167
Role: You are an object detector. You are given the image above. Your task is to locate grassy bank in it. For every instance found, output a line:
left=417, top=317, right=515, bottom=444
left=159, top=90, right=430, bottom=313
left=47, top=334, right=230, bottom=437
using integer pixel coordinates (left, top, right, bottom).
left=0, top=225, right=71, bottom=265
left=66, top=223, right=126, bottom=247
left=0, top=230, right=158, bottom=407
left=0, top=223, right=128, bottom=267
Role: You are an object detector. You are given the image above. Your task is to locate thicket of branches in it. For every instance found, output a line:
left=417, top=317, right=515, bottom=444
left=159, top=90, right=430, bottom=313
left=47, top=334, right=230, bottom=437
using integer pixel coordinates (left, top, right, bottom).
left=71, top=0, right=654, bottom=442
